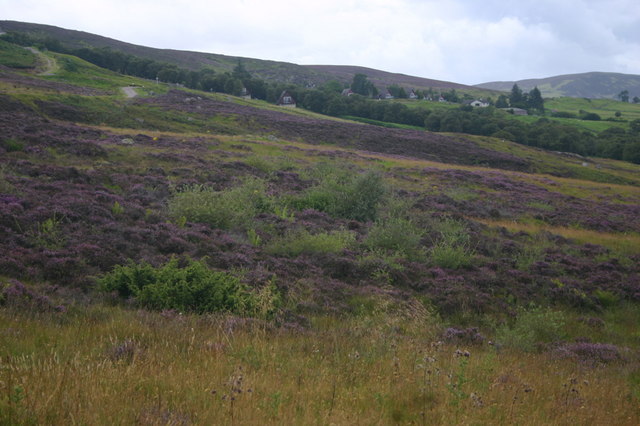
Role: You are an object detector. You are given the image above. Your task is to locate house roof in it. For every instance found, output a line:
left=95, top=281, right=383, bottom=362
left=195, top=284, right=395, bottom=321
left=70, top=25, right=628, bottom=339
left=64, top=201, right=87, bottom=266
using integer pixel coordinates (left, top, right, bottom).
left=277, top=90, right=296, bottom=105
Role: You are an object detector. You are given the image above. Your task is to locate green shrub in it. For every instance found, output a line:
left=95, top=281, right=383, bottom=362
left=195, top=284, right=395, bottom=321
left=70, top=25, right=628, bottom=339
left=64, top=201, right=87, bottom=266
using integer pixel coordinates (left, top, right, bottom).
left=431, top=243, right=472, bottom=269
left=430, top=218, right=473, bottom=269
left=2, top=138, right=24, bottom=152
left=99, top=258, right=257, bottom=314
left=168, top=177, right=272, bottom=230
left=594, top=289, right=619, bottom=308
left=364, top=217, right=424, bottom=260
left=495, top=306, right=567, bottom=352
left=294, top=166, right=386, bottom=221
left=266, top=229, right=355, bottom=257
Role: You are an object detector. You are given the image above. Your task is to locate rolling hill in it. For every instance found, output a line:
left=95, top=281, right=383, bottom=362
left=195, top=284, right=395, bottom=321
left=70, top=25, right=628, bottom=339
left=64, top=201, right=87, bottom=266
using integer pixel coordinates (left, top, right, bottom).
left=1, top=24, right=640, bottom=425
left=476, top=71, right=640, bottom=99
left=0, top=20, right=490, bottom=93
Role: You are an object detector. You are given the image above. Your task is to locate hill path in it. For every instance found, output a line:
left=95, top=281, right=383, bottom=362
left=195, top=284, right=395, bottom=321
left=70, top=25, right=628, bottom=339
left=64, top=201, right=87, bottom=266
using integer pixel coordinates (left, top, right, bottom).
left=25, top=47, right=57, bottom=75
left=121, top=86, right=138, bottom=98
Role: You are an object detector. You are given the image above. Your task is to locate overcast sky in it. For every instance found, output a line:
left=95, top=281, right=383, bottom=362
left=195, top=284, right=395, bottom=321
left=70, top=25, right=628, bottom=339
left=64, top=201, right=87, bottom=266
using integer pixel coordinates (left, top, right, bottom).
left=2, top=0, right=639, bottom=85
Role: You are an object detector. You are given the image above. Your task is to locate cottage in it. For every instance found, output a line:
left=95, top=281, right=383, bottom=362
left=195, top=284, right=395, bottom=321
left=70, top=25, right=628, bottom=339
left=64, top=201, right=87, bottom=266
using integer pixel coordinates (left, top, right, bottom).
left=408, top=89, right=418, bottom=100
left=468, top=99, right=489, bottom=107
left=240, top=87, right=251, bottom=100
left=277, top=90, right=296, bottom=107
left=341, top=88, right=354, bottom=97
left=377, top=90, right=394, bottom=100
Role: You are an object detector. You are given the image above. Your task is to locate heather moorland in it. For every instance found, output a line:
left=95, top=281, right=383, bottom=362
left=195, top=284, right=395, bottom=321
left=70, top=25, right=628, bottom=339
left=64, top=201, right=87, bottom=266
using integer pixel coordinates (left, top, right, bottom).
left=1, top=39, right=640, bottom=425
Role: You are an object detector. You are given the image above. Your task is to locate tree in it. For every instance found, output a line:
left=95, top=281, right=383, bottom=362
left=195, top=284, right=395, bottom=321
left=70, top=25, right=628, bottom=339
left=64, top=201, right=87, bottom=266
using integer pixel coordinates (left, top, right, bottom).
left=232, top=59, right=251, bottom=81
left=495, top=95, right=509, bottom=108
left=528, top=86, right=544, bottom=112
left=387, top=84, right=407, bottom=99
left=633, top=96, right=640, bottom=104
left=618, top=90, right=629, bottom=103
left=351, top=74, right=377, bottom=97
left=509, top=84, right=524, bottom=107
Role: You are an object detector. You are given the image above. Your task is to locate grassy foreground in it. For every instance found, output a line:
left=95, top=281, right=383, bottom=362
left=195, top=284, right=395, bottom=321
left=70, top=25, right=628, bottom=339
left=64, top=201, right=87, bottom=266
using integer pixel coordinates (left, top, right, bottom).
left=1, top=304, right=639, bottom=425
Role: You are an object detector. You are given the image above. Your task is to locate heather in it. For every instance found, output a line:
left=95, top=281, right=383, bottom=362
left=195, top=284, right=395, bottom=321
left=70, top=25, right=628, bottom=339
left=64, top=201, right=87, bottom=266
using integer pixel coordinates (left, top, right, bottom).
left=1, top=46, right=640, bottom=424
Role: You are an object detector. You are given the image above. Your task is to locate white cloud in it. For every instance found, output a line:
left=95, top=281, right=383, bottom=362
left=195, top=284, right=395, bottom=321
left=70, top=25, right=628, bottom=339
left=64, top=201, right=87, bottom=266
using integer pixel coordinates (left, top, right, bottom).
left=1, top=0, right=639, bottom=84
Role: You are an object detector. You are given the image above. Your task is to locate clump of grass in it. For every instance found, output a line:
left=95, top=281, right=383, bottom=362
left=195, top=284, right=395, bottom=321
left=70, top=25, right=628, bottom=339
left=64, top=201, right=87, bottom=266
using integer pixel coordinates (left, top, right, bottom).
left=495, top=305, right=568, bottom=352
left=430, top=218, right=474, bottom=269
left=265, top=229, right=355, bottom=257
left=28, top=214, right=66, bottom=249
left=364, top=217, right=424, bottom=260
left=168, top=177, right=272, bottom=230
left=1, top=138, right=25, bottom=153
left=294, top=164, right=386, bottom=221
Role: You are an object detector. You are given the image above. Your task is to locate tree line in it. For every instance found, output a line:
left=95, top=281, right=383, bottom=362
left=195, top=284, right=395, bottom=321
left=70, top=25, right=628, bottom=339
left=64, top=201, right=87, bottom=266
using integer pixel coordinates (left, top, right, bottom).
left=2, top=32, right=639, bottom=164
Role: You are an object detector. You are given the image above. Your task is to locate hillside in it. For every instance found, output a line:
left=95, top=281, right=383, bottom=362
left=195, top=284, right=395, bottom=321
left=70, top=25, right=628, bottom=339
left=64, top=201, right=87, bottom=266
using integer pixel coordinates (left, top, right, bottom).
left=305, top=64, right=485, bottom=92
left=0, top=20, right=485, bottom=93
left=476, top=71, right=640, bottom=99
left=1, top=31, right=640, bottom=425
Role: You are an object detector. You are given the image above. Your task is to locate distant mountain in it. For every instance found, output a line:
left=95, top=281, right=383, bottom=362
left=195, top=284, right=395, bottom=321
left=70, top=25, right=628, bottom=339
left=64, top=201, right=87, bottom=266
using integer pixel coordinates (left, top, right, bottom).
left=476, top=72, right=640, bottom=99
left=0, top=20, right=485, bottom=93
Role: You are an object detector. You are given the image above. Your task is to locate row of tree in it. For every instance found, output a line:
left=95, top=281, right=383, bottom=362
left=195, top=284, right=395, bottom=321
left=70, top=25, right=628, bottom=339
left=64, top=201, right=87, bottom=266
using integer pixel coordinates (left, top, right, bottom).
left=3, top=32, right=638, bottom=163
left=493, top=84, right=544, bottom=112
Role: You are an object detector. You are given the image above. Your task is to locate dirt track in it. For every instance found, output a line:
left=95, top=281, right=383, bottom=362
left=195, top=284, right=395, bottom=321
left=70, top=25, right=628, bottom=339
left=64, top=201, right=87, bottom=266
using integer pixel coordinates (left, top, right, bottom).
left=25, top=47, right=57, bottom=75
left=121, top=86, right=138, bottom=98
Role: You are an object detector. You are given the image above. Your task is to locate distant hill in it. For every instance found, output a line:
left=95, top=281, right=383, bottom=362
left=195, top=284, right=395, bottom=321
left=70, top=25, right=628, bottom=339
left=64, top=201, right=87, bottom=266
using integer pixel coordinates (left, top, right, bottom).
left=0, top=20, right=486, bottom=94
left=476, top=72, right=640, bottom=99
left=305, top=65, right=476, bottom=92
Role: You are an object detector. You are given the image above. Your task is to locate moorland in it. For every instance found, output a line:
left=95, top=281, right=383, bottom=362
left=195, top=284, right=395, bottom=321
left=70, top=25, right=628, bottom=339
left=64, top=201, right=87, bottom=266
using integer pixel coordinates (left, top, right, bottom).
left=0, top=29, right=640, bottom=425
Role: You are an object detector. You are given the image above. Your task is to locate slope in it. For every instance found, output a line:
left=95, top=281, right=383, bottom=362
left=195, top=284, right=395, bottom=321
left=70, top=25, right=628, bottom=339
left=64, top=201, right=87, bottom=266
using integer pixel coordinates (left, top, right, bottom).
left=476, top=71, right=640, bottom=99
left=0, top=20, right=491, bottom=94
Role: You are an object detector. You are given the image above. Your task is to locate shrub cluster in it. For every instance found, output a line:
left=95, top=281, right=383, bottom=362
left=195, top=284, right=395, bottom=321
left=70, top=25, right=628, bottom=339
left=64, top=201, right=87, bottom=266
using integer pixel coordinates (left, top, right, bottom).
left=99, top=258, right=264, bottom=315
left=294, top=167, right=386, bottom=222
left=168, top=178, right=272, bottom=230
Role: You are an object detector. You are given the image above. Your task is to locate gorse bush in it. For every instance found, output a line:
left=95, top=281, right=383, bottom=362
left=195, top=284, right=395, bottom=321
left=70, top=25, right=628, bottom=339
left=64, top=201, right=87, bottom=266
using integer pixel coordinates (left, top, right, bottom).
left=168, top=177, right=272, bottom=230
left=294, top=166, right=386, bottom=221
left=99, top=258, right=259, bottom=314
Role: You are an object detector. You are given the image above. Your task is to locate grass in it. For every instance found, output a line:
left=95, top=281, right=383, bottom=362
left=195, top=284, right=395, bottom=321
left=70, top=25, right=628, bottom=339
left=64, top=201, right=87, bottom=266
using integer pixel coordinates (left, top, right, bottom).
left=0, top=305, right=638, bottom=425
left=0, top=39, right=36, bottom=68
left=2, top=40, right=640, bottom=425
left=478, top=218, right=640, bottom=257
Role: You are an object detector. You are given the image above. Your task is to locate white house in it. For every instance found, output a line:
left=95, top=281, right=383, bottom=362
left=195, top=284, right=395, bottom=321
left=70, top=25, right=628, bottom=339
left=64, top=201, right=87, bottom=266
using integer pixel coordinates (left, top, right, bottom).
left=277, top=90, right=296, bottom=107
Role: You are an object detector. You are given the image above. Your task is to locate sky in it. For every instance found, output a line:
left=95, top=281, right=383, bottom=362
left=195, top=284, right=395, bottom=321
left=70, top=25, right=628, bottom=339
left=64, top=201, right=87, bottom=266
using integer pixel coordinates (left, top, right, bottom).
left=2, top=0, right=639, bottom=85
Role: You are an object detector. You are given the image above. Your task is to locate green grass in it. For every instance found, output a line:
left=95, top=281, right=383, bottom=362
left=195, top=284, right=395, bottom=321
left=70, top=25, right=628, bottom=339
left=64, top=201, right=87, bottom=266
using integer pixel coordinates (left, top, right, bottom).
left=545, top=97, right=640, bottom=122
left=43, top=52, right=166, bottom=94
left=0, top=39, right=36, bottom=68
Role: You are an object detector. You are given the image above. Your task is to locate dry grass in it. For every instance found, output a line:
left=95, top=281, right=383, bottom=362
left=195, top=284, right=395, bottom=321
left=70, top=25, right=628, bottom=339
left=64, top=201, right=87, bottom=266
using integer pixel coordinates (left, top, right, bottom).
left=477, top=219, right=640, bottom=256
left=1, top=306, right=638, bottom=425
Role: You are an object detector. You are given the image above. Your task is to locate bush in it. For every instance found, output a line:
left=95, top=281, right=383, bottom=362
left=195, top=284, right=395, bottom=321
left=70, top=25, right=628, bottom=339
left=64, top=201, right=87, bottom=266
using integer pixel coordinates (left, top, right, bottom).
left=430, top=218, right=473, bottom=269
left=431, top=243, right=473, bottom=269
left=550, top=111, right=577, bottom=119
left=168, top=177, right=272, bottom=230
left=266, top=229, right=355, bottom=257
left=99, top=258, right=257, bottom=314
left=581, top=112, right=601, bottom=121
left=365, top=217, right=424, bottom=259
left=294, top=166, right=386, bottom=221
left=1, top=138, right=24, bottom=152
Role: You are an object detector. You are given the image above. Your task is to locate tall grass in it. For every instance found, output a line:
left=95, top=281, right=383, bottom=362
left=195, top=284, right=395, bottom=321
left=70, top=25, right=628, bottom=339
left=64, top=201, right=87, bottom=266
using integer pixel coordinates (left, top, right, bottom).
left=0, top=305, right=638, bottom=425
